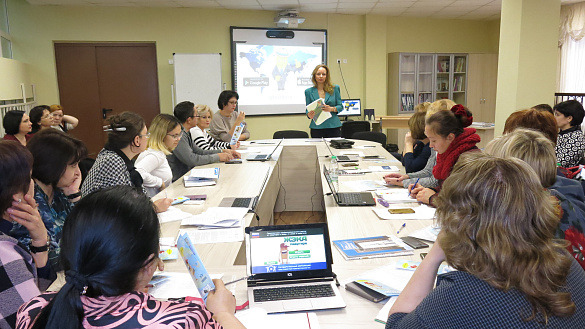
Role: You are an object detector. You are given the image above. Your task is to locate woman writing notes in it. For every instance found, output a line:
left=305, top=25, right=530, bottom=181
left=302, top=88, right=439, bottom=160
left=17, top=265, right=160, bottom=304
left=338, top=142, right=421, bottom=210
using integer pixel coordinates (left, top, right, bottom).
left=386, top=153, right=585, bottom=328
left=305, top=64, right=343, bottom=138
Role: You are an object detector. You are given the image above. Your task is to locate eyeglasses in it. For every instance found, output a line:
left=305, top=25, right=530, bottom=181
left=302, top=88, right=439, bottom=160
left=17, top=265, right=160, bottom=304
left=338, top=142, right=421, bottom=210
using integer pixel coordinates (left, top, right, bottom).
left=166, top=133, right=181, bottom=140
left=41, top=115, right=52, bottom=120
left=228, top=101, right=238, bottom=105
left=139, top=132, right=151, bottom=139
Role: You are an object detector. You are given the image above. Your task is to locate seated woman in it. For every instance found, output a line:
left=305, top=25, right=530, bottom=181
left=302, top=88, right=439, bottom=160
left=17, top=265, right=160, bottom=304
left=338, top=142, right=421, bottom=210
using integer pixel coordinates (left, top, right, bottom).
left=11, top=129, right=86, bottom=269
left=554, top=100, right=585, bottom=168
left=17, top=186, right=245, bottom=329
left=2, top=110, right=32, bottom=146
left=409, top=105, right=480, bottom=205
left=401, top=111, right=431, bottom=173
left=135, top=114, right=182, bottom=197
left=191, top=104, right=239, bottom=151
left=81, top=112, right=171, bottom=212
left=503, top=108, right=558, bottom=143
left=0, top=141, right=54, bottom=329
left=49, top=104, right=78, bottom=133
left=29, top=106, right=53, bottom=135
left=485, top=128, right=585, bottom=270
left=386, top=153, right=585, bottom=328
left=385, top=99, right=456, bottom=189
left=209, top=90, right=250, bottom=142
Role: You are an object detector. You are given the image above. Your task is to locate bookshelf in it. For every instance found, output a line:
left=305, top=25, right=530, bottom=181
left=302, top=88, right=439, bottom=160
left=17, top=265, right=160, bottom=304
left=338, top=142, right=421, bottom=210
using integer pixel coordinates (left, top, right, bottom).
left=389, top=53, right=468, bottom=114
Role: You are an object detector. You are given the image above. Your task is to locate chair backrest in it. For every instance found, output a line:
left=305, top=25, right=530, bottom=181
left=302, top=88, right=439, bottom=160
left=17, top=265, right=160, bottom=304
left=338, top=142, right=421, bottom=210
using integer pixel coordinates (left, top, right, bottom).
left=341, top=120, right=370, bottom=139
left=351, top=131, right=387, bottom=146
left=273, top=130, right=309, bottom=139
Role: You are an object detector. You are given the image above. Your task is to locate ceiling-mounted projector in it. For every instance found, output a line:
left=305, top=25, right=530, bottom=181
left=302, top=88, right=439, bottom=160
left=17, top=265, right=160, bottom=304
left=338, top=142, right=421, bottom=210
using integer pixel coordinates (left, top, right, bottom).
left=274, top=9, right=305, bottom=28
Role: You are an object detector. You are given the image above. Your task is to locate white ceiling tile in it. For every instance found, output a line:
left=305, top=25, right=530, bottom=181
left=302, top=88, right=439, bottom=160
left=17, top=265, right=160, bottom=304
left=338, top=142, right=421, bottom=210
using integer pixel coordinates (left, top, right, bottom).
left=337, top=3, right=375, bottom=9
left=372, top=7, right=408, bottom=15
left=131, top=0, right=181, bottom=7
left=450, top=0, right=492, bottom=5
left=441, top=6, right=481, bottom=14
left=336, top=8, right=371, bottom=14
left=216, top=0, right=258, bottom=5
left=262, top=5, right=301, bottom=10
left=257, top=0, right=298, bottom=5
left=375, top=2, right=412, bottom=8
left=431, top=12, right=465, bottom=19
left=400, top=11, right=432, bottom=17
left=299, top=0, right=336, bottom=3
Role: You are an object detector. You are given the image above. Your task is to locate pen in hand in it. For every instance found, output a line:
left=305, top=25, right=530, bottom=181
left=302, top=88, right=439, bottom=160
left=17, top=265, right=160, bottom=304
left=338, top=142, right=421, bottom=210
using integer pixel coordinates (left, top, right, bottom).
left=408, top=178, right=421, bottom=197
left=224, top=276, right=248, bottom=286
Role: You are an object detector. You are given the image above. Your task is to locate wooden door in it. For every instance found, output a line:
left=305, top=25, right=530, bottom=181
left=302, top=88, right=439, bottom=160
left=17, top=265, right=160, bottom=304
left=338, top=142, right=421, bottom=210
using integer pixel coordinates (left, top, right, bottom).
left=55, top=43, right=160, bottom=157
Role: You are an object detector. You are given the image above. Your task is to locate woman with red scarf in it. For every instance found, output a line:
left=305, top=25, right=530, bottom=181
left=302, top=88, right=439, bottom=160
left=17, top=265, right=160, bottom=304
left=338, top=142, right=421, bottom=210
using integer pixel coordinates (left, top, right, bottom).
left=410, top=105, right=480, bottom=205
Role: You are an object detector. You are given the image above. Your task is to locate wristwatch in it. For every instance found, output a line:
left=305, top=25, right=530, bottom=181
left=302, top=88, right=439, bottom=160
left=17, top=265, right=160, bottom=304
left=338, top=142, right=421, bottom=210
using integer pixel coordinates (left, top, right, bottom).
left=29, top=237, right=50, bottom=254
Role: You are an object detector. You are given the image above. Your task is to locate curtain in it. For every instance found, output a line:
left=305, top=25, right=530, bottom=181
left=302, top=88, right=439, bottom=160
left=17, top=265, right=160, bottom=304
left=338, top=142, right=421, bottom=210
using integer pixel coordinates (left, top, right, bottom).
left=559, top=3, right=585, bottom=93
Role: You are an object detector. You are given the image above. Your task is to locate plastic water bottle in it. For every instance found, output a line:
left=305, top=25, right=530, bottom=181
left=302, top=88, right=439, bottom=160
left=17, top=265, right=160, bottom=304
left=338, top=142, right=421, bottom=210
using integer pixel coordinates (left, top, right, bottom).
left=330, top=156, right=339, bottom=192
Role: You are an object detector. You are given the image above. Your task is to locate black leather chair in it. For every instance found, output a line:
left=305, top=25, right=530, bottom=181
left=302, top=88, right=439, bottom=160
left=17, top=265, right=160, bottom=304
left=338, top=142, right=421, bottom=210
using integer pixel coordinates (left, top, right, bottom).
left=352, top=131, right=387, bottom=147
left=341, top=120, right=370, bottom=139
left=273, top=130, right=309, bottom=139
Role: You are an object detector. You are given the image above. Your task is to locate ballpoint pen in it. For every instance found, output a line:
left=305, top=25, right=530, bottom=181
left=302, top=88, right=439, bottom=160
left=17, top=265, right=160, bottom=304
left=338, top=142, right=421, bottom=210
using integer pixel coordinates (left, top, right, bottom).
left=224, top=276, right=249, bottom=286
left=408, top=177, right=421, bottom=197
left=397, top=223, right=406, bottom=234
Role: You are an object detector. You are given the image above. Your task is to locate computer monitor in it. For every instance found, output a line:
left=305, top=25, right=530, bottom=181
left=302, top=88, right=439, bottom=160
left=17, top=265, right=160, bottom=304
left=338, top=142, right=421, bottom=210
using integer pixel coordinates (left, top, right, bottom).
left=339, top=99, right=361, bottom=117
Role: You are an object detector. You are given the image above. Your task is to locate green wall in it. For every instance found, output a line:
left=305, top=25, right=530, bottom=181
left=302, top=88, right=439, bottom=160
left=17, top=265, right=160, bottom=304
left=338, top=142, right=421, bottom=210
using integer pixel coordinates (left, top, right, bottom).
left=6, top=0, right=499, bottom=139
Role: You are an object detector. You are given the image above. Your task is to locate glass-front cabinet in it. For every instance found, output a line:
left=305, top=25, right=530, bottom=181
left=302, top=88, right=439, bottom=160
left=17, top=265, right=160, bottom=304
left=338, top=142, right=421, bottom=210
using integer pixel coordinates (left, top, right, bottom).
left=392, top=53, right=468, bottom=113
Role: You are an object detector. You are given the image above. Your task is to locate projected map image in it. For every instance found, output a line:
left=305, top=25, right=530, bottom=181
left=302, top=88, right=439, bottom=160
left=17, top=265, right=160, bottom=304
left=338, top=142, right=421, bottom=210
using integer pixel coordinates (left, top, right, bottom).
left=236, top=44, right=323, bottom=108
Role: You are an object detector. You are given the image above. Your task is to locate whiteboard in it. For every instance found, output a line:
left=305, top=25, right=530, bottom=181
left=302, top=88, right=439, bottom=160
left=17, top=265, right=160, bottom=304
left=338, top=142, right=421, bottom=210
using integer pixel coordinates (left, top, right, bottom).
left=173, top=53, right=222, bottom=109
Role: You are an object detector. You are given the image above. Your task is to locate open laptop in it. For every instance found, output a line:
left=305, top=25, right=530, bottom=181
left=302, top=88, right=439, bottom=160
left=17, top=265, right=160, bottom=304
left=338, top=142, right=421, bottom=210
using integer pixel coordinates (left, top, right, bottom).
left=247, top=139, right=283, bottom=162
left=219, top=169, right=270, bottom=209
left=323, top=139, right=359, bottom=162
left=323, top=165, right=376, bottom=206
left=245, top=223, right=346, bottom=313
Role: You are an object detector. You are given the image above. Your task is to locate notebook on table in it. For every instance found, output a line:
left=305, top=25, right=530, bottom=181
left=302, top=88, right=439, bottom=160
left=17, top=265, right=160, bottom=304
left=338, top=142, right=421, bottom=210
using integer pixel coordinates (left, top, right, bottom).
left=245, top=223, right=346, bottom=314
left=247, top=139, right=283, bottom=162
left=323, top=165, right=376, bottom=206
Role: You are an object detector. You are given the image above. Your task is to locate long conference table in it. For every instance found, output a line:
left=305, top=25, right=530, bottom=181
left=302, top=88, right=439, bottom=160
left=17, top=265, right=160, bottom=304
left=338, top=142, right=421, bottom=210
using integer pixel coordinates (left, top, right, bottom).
left=154, top=139, right=435, bottom=328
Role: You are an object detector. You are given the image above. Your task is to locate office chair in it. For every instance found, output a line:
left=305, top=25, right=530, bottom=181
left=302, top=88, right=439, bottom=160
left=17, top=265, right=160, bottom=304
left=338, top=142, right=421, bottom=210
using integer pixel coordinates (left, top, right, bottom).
left=351, top=131, right=387, bottom=147
left=341, top=120, right=370, bottom=139
left=273, top=130, right=309, bottom=139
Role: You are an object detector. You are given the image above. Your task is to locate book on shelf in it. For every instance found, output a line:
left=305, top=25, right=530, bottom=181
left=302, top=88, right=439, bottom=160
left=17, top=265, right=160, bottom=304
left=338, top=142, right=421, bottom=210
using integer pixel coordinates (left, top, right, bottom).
left=333, top=235, right=414, bottom=260
left=400, top=94, right=414, bottom=112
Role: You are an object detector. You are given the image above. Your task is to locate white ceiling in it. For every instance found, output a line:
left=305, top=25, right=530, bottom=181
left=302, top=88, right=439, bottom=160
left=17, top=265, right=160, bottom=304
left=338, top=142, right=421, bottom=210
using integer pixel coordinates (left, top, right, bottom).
left=26, top=0, right=584, bottom=21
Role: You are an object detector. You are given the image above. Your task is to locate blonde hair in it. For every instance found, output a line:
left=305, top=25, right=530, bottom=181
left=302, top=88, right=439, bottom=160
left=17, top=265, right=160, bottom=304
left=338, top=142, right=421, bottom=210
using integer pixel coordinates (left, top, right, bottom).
left=437, top=152, right=574, bottom=324
left=426, top=99, right=456, bottom=119
left=485, top=128, right=557, bottom=188
left=147, top=114, right=181, bottom=155
left=196, top=104, right=212, bottom=118
left=414, top=102, right=431, bottom=113
left=311, top=64, right=334, bottom=94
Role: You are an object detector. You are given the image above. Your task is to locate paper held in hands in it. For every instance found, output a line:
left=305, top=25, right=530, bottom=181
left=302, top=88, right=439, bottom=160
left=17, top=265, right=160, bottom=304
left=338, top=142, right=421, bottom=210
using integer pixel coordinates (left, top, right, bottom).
left=307, top=98, right=331, bottom=126
left=230, top=122, right=245, bottom=145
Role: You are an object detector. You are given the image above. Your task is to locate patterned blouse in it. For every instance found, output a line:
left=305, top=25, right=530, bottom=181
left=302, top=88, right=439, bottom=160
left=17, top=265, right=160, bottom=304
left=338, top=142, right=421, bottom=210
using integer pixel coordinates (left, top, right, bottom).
left=556, top=125, right=585, bottom=168
left=10, top=182, right=74, bottom=268
left=17, top=291, right=223, bottom=329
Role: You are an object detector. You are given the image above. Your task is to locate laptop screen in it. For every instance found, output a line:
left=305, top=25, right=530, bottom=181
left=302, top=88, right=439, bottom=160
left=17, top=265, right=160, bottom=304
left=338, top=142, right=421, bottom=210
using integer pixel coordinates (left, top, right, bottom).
left=246, top=223, right=334, bottom=281
left=322, top=165, right=339, bottom=196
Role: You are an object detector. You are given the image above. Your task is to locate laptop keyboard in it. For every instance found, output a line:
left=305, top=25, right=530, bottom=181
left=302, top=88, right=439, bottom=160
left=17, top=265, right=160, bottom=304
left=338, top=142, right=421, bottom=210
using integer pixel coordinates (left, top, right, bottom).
left=253, top=155, right=267, bottom=160
left=231, top=197, right=252, bottom=207
left=338, top=193, right=363, bottom=204
left=253, top=284, right=335, bottom=302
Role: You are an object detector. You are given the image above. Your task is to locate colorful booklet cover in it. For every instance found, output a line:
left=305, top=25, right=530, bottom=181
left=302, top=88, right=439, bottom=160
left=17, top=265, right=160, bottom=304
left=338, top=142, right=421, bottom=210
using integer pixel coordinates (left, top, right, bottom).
left=333, top=235, right=413, bottom=260
left=230, top=122, right=245, bottom=145
left=177, top=232, right=215, bottom=302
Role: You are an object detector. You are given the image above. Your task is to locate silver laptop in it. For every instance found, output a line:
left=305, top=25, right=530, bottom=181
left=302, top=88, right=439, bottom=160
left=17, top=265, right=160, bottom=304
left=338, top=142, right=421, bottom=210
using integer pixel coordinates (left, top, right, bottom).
left=247, top=139, right=283, bottom=161
left=219, top=170, right=270, bottom=209
left=323, top=139, right=359, bottom=162
left=323, top=165, right=376, bottom=206
left=245, top=223, right=346, bottom=313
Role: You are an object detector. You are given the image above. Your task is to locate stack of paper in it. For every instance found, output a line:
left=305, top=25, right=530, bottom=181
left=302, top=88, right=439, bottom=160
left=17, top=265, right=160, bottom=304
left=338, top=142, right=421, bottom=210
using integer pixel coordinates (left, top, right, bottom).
left=158, top=206, right=194, bottom=223
left=181, top=207, right=248, bottom=229
left=236, top=308, right=320, bottom=329
left=375, top=189, right=419, bottom=203
left=408, top=225, right=441, bottom=242
left=368, top=165, right=400, bottom=172
left=307, top=98, right=330, bottom=126
left=371, top=205, right=436, bottom=220
left=184, top=168, right=220, bottom=187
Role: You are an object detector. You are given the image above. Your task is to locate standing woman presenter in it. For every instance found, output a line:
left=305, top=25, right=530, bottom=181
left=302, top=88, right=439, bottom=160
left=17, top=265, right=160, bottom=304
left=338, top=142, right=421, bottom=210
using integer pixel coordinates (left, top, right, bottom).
left=305, top=64, right=343, bottom=138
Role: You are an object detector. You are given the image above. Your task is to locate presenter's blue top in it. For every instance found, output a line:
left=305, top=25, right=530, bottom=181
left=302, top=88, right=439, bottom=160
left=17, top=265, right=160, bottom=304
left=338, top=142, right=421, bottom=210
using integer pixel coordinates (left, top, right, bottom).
left=305, top=85, right=342, bottom=130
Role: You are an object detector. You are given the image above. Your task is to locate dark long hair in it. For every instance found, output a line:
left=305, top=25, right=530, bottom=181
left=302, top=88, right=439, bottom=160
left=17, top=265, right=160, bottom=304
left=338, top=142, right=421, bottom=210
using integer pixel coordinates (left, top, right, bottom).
left=0, top=141, right=33, bottom=215
left=28, top=129, right=87, bottom=187
left=30, top=186, right=160, bottom=329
